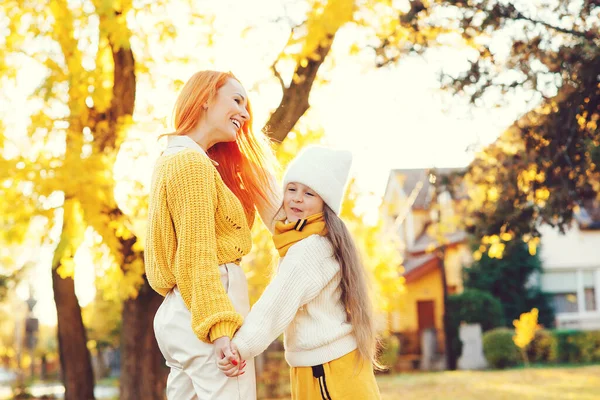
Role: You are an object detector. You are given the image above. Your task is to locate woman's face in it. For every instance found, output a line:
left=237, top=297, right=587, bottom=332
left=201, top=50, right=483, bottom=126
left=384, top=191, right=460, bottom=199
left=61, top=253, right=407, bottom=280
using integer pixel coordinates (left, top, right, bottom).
left=283, top=182, right=325, bottom=223
left=202, top=78, right=250, bottom=146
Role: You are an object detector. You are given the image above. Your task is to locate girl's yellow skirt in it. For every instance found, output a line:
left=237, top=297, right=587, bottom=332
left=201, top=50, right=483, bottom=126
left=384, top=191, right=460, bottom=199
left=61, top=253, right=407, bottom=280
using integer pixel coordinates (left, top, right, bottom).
left=290, top=350, right=381, bottom=399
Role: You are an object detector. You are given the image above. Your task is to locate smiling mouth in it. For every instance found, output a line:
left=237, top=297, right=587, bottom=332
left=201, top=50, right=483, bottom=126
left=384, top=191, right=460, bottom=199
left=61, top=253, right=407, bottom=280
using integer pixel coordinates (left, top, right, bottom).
left=291, top=207, right=302, bottom=213
left=231, top=119, right=241, bottom=129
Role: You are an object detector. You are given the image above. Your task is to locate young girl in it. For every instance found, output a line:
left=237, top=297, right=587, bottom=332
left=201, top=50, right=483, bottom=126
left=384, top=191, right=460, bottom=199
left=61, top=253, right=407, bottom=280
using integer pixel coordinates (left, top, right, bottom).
left=218, top=146, right=382, bottom=399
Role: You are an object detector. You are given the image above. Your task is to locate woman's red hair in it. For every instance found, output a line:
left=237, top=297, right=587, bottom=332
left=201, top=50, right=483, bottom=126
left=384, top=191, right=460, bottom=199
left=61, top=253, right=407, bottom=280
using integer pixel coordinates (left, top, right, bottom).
left=170, top=70, right=277, bottom=224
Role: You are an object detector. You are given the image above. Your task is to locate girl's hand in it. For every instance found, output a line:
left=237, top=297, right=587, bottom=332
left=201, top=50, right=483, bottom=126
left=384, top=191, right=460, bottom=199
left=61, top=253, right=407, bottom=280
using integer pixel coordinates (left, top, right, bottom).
left=217, top=354, right=246, bottom=377
left=216, top=341, right=246, bottom=377
left=213, top=336, right=238, bottom=366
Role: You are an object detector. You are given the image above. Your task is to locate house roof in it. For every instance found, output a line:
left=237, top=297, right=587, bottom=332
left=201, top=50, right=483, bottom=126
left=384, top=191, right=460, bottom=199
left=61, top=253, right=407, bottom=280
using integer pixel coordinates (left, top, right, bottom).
left=389, top=168, right=466, bottom=209
left=403, top=253, right=437, bottom=274
left=403, top=253, right=440, bottom=283
left=409, top=230, right=468, bottom=254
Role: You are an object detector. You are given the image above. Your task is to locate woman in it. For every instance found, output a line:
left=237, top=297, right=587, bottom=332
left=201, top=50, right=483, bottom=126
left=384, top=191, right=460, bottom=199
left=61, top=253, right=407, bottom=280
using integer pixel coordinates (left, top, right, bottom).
left=144, top=70, right=280, bottom=399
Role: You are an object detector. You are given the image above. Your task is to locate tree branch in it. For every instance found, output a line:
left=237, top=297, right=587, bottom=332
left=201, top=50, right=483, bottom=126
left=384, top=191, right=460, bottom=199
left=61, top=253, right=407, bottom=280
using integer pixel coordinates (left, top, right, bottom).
left=492, top=3, right=594, bottom=39
left=513, top=11, right=590, bottom=38
left=93, top=10, right=136, bottom=154
left=263, top=36, right=334, bottom=143
left=271, top=62, right=286, bottom=93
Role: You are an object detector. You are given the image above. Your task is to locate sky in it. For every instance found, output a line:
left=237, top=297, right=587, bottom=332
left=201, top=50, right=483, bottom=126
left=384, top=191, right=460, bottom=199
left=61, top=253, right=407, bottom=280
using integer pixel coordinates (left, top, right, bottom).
left=2, top=0, right=536, bottom=326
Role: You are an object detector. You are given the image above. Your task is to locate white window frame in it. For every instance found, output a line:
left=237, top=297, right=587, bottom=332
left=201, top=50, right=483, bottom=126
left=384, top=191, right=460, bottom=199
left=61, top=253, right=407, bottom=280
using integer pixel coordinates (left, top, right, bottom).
left=547, top=267, right=600, bottom=326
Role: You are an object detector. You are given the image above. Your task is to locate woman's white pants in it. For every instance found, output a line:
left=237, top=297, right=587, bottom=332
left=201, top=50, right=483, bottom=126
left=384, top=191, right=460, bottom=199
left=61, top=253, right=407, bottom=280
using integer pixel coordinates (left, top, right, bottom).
left=153, top=263, right=257, bottom=400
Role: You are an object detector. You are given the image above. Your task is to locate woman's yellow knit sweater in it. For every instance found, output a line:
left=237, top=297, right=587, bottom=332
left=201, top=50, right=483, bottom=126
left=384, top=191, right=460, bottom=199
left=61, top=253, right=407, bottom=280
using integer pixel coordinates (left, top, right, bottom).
left=145, top=148, right=253, bottom=343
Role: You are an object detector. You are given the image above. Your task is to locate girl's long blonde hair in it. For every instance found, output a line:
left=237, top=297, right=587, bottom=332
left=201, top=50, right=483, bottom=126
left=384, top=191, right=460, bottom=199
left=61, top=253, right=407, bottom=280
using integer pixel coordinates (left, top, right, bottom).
left=323, top=205, right=382, bottom=370
left=170, top=70, right=277, bottom=222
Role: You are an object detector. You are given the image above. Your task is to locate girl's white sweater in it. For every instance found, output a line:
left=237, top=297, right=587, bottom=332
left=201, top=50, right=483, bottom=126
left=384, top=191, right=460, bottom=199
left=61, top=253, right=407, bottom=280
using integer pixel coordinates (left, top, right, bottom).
left=233, top=234, right=357, bottom=367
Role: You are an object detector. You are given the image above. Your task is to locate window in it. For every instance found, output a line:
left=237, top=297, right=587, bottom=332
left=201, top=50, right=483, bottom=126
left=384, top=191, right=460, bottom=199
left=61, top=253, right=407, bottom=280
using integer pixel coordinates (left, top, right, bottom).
left=542, top=270, right=600, bottom=314
left=552, top=293, right=579, bottom=313
left=542, top=271, right=578, bottom=314
left=585, top=289, right=596, bottom=311
left=584, top=271, right=597, bottom=312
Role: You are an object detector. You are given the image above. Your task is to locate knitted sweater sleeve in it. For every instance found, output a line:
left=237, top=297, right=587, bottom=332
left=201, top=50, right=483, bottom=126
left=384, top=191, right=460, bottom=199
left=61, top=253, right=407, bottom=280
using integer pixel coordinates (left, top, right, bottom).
left=232, top=235, right=335, bottom=360
left=167, top=151, right=243, bottom=343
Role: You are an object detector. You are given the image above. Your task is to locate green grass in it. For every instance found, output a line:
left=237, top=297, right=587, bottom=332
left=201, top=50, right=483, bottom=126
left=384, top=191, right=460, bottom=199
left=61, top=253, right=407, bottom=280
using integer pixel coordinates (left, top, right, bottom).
left=96, top=377, right=119, bottom=387
left=376, top=365, right=600, bottom=400
left=9, top=365, right=600, bottom=400
left=260, top=365, right=600, bottom=399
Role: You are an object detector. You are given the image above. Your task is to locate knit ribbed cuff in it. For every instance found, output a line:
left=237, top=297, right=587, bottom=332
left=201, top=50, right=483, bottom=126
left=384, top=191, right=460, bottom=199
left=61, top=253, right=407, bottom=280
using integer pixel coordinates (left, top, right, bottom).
left=209, top=321, right=238, bottom=342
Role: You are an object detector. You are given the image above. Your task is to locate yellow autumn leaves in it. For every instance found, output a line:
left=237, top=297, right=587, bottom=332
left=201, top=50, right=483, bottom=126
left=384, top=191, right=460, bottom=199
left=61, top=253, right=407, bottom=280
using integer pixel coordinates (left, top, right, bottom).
left=289, top=0, right=354, bottom=82
left=513, top=308, right=541, bottom=366
left=472, top=233, right=509, bottom=261
left=518, top=167, right=551, bottom=206
left=468, top=163, right=549, bottom=261
left=473, top=232, right=540, bottom=261
left=513, top=308, right=540, bottom=349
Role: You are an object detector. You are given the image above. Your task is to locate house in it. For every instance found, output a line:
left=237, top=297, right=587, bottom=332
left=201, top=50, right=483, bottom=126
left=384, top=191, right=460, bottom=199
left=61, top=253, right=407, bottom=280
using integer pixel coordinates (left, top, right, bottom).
left=383, top=168, right=472, bottom=368
left=538, top=199, right=600, bottom=330
left=384, top=162, right=600, bottom=348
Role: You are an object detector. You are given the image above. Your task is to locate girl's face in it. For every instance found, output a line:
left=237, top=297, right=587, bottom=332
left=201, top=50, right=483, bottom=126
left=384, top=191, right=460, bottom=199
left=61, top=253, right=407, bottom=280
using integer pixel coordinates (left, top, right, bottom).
left=283, top=182, right=325, bottom=223
left=201, top=78, right=250, bottom=147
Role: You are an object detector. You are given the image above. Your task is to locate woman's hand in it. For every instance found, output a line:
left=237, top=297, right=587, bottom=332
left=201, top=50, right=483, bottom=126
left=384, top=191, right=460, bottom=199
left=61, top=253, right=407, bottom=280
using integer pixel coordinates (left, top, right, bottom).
left=214, top=337, right=246, bottom=377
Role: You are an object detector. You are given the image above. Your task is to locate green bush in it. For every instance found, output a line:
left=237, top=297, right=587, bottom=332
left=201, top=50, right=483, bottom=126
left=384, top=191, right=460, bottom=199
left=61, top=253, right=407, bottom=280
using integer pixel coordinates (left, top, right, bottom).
left=379, top=334, right=400, bottom=371
left=553, top=330, right=586, bottom=363
left=482, top=328, right=520, bottom=369
left=577, top=331, right=600, bottom=362
left=527, top=329, right=558, bottom=363
left=553, top=330, right=600, bottom=363
left=447, top=289, right=505, bottom=368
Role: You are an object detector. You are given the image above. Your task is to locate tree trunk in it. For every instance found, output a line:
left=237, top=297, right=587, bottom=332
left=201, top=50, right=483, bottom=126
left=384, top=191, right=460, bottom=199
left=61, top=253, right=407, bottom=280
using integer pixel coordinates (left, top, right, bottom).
left=438, top=247, right=455, bottom=370
left=94, top=346, right=109, bottom=380
left=52, top=267, right=95, bottom=400
left=40, top=354, right=48, bottom=381
left=120, top=278, right=167, bottom=400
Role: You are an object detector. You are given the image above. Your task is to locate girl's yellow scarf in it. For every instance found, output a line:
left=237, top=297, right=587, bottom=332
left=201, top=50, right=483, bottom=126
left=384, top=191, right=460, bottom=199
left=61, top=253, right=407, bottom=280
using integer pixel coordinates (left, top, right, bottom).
left=272, top=213, right=327, bottom=257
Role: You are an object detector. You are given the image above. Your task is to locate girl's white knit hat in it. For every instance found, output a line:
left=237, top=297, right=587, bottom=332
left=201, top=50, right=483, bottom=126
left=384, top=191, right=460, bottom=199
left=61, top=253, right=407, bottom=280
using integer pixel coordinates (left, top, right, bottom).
left=283, top=146, right=353, bottom=215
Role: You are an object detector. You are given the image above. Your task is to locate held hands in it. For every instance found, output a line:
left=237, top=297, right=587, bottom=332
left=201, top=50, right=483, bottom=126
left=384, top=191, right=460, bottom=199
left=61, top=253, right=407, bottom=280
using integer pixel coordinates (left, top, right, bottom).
left=214, top=336, right=246, bottom=377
